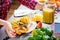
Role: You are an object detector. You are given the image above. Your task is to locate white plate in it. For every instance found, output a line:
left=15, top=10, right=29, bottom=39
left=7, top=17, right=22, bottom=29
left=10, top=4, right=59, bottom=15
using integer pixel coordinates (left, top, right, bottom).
left=14, top=10, right=30, bottom=17
left=27, top=21, right=37, bottom=33
left=11, top=18, right=37, bottom=33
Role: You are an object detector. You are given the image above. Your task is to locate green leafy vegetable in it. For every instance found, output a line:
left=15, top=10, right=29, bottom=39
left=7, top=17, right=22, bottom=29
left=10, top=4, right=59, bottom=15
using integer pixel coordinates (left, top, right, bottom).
left=28, top=26, right=58, bottom=40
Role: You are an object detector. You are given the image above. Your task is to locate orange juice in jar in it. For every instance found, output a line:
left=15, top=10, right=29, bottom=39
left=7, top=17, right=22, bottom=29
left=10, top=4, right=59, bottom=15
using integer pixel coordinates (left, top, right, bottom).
left=43, top=8, right=54, bottom=24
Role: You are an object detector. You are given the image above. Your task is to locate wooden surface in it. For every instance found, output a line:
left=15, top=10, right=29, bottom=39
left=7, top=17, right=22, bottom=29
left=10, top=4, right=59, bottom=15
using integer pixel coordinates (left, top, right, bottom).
left=7, top=0, right=20, bottom=20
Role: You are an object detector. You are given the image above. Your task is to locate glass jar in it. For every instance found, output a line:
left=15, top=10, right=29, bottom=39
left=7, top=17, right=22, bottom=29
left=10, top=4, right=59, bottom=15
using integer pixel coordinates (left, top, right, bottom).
left=43, top=8, right=54, bottom=24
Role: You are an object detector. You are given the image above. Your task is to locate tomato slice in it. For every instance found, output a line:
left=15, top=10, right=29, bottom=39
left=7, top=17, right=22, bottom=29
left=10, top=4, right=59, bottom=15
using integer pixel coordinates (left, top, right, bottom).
left=38, top=21, right=42, bottom=28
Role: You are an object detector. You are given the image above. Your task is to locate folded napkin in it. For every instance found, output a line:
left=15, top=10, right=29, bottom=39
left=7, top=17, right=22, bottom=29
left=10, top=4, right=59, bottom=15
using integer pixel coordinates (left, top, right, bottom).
left=14, top=10, right=42, bottom=17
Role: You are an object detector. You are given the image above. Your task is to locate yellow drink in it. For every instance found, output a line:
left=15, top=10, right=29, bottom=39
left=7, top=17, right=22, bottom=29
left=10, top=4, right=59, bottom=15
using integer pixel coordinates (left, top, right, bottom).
left=43, top=8, right=54, bottom=24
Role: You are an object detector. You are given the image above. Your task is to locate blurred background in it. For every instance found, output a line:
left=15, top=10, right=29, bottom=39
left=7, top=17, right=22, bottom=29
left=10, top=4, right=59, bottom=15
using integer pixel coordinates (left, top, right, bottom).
left=7, top=0, right=20, bottom=19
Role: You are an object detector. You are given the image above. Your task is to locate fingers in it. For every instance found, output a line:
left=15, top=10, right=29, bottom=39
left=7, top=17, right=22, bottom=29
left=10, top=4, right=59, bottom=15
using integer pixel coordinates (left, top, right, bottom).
left=6, top=29, right=16, bottom=38
left=35, top=3, right=44, bottom=10
left=10, top=31, right=16, bottom=38
left=5, top=21, right=16, bottom=38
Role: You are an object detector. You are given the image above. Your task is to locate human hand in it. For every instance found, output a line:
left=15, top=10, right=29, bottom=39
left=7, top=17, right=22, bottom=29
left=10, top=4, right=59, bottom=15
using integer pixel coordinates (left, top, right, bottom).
left=35, top=3, right=44, bottom=10
left=4, top=21, right=16, bottom=38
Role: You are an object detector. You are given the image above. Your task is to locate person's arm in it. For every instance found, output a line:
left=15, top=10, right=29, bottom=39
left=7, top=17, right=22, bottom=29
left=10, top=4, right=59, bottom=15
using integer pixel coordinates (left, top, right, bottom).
left=2, top=0, right=11, bottom=20
left=17, top=0, right=43, bottom=10
left=0, top=19, right=16, bottom=38
left=0, top=19, right=6, bottom=25
left=0, top=19, right=11, bottom=29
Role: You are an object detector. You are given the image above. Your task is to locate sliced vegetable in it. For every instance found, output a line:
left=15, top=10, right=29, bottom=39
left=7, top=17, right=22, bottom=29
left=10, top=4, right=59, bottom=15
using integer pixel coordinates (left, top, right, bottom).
left=32, top=29, right=37, bottom=35
left=38, top=21, right=42, bottom=28
left=16, top=30, right=22, bottom=35
left=18, top=22, right=24, bottom=25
